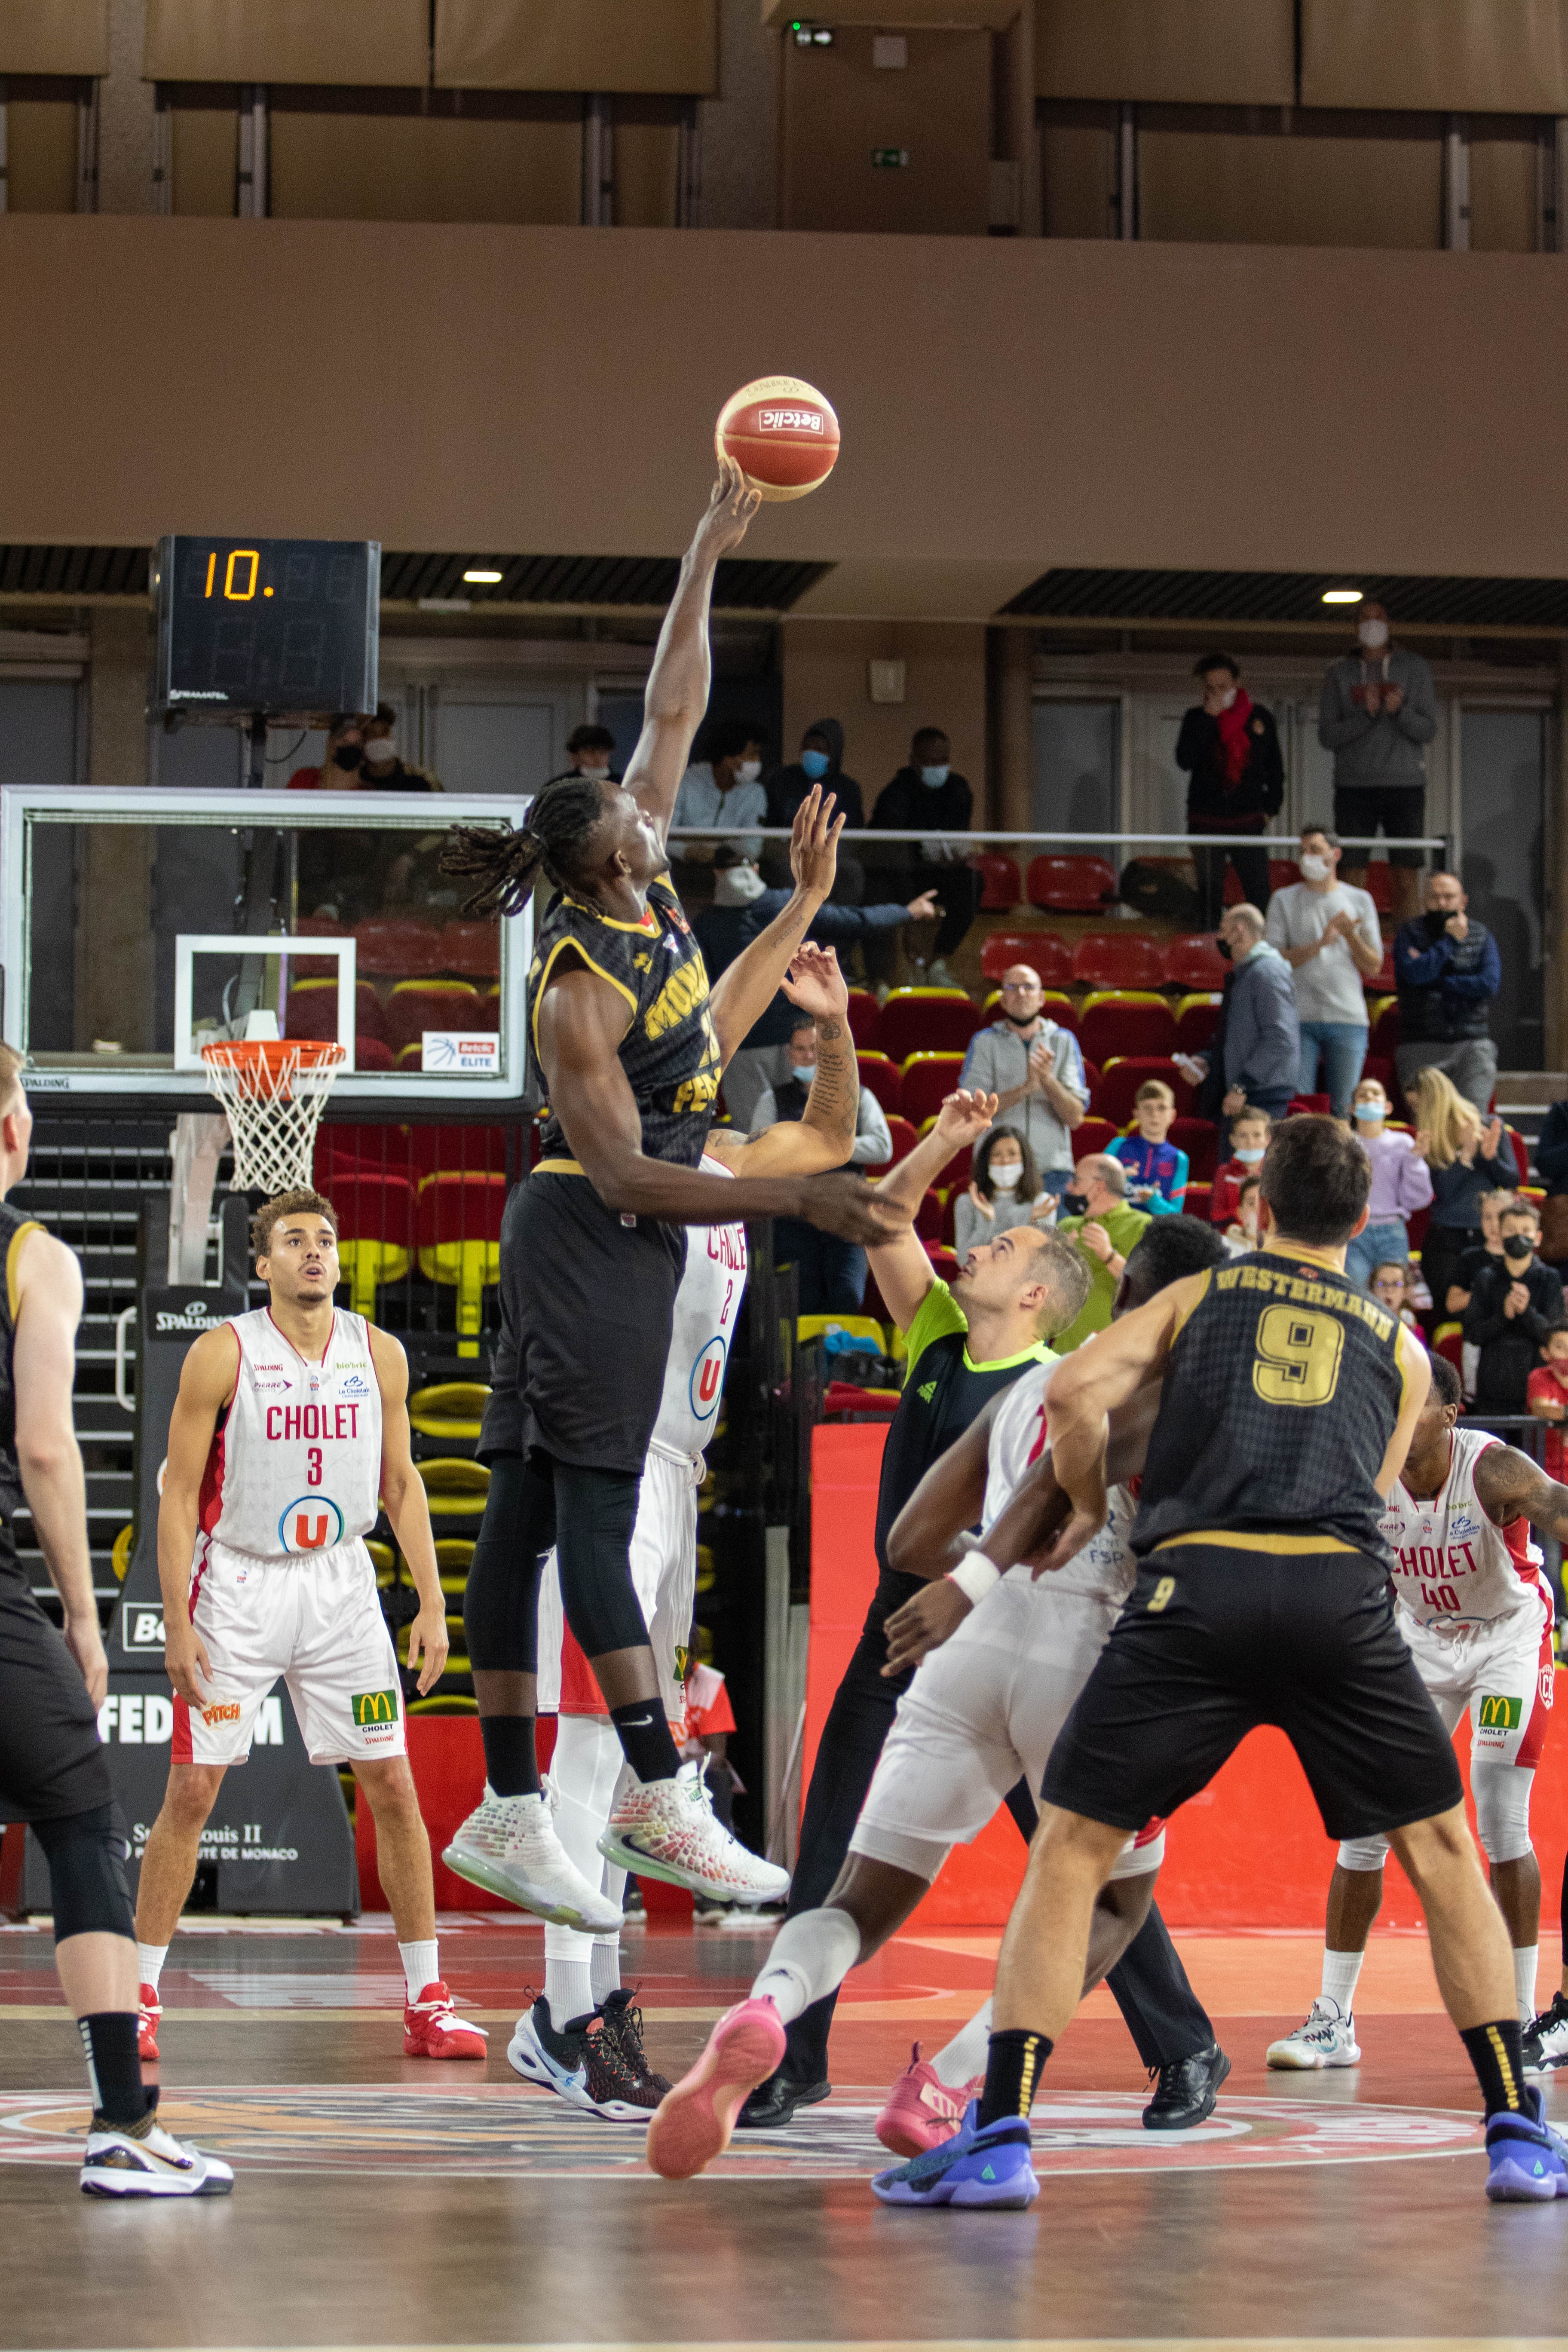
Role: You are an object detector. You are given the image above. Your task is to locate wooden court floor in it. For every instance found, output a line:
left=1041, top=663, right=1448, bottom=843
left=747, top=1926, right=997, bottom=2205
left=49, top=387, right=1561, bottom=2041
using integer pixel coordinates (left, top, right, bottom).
left=1, top=1913, right=1566, bottom=2350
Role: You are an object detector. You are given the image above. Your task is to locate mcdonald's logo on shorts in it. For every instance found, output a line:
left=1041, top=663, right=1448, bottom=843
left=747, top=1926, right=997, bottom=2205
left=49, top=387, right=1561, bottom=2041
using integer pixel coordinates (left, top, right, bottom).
left=1477, top=1693, right=1523, bottom=1732
left=351, top=1688, right=399, bottom=1730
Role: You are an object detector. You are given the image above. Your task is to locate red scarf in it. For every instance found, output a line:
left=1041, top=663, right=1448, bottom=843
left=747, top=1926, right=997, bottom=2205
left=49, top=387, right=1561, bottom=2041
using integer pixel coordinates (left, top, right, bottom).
left=1216, top=688, right=1254, bottom=789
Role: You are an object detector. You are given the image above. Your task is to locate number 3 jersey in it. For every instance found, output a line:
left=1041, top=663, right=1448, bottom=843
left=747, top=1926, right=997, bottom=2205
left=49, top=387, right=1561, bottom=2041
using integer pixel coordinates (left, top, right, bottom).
left=1380, top=1427, right=1549, bottom=1638
left=197, top=1307, right=383, bottom=1564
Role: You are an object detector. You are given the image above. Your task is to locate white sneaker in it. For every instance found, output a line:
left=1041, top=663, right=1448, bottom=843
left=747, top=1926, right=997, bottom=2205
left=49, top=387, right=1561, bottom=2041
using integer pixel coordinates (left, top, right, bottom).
left=1524, top=1991, right=1568, bottom=2076
left=81, top=2116, right=234, bottom=2198
left=443, top=1780, right=624, bottom=1932
left=1265, top=1997, right=1361, bottom=2070
left=597, top=1760, right=791, bottom=1905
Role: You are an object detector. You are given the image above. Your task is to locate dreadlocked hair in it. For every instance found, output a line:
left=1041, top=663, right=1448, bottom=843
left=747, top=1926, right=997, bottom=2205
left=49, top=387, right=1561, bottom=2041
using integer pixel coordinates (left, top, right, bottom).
left=440, top=775, right=609, bottom=918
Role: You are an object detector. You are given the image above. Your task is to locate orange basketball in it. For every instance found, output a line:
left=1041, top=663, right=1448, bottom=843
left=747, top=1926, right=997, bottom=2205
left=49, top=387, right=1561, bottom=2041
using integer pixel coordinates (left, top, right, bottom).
left=715, top=375, right=840, bottom=503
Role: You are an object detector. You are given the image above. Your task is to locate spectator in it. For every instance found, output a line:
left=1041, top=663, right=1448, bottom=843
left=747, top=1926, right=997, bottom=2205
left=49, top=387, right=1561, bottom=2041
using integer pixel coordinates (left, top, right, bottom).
left=1527, top=1322, right=1568, bottom=1481
left=1369, top=1260, right=1422, bottom=1331
left=1051, top=1155, right=1152, bottom=1351
left=1463, top=1200, right=1564, bottom=1415
left=751, top=1011, right=892, bottom=1312
left=1343, top=1075, right=1433, bottom=1288
left=1393, top=870, right=1502, bottom=1119
left=539, top=722, right=620, bottom=789
left=697, top=851, right=937, bottom=1126
left=952, top=1125, right=1057, bottom=1261
left=1222, top=1172, right=1263, bottom=1256
left=1265, top=824, right=1382, bottom=1115
left=1175, top=652, right=1284, bottom=928
left=1209, top=1105, right=1272, bottom=1226
left=762, top=720, right=866, bottom=906
left=1174, top=904, right=1298, bottom=1142
left=1108, top=1080, right=1189, bottom=1214
left=864, top=726, right=981, bottom=988
left=958, top=964, right=1087, bottom=1197
left=671, top=717, right=770, bottom=862
left=1532, top=1095, right=1568, bottom=1269
left=1446, top=1187, right=1516, bottom=1317
left=1411, top=1064, right=1507, bottom=1316
left=288, top=707, right=441, bottom=794
left=1317, top=599, right=1437, bottom=922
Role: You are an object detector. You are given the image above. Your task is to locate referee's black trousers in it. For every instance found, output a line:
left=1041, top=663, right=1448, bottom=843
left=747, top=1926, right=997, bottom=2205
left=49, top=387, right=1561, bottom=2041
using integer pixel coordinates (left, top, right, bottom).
left=776, top=1573, right=1215, bottom=2087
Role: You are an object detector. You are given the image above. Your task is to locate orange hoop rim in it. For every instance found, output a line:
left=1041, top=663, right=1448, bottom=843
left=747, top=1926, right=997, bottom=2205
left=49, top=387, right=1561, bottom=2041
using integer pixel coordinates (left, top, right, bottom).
left=201, top=1038, right=347, bottom=1097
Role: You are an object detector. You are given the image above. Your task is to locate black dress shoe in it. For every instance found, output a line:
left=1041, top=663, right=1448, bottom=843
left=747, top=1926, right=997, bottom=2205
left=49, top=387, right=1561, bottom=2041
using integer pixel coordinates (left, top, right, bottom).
left=734, top=2073, right=832, bottom=2129
left=1142, top=2042, right=1231, bottom=2130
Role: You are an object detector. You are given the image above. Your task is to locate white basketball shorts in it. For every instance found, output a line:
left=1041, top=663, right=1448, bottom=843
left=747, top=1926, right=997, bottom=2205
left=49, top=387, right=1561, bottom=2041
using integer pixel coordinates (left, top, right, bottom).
left=1402, top=1601, right=1555, bottom=1772
left=536, top=1443, right=701, bottom=1724
left=851, top=1574, right=1167, bottom=1883
left=173, top=1535, right=406, bottom=1768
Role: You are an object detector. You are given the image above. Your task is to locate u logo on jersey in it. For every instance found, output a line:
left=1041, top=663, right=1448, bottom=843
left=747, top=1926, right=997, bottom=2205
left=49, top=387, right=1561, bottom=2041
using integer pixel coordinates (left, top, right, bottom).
left=279, top=1496, right=345, bottom=1554
left=689, top=1337, right=727, bottom=1421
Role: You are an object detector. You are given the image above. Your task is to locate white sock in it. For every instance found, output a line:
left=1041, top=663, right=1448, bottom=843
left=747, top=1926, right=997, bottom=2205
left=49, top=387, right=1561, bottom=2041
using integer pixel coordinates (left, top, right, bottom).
left=544, top=1952, right=596, bottom=2028
left=137, top=1943, right=168, bottom=1998
left=398, top=1940, right=440, bottom=2003
left=1515, top=1944, right=1540, bottom=2021
left=750, top=1907, right=861, bottom=2026
left=931, top=1997, right=992, bottom=2088
left=1320, top=1949, right=1364, bottom=2017
left=591, top=1935, right=622, bottom=2006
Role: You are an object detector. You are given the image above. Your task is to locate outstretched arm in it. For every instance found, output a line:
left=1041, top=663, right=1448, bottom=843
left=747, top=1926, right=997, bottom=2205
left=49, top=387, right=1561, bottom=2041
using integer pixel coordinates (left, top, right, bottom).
left=624, top=461, right=761, bottom=845
left=1474, top=1439, right=1568, bottom=1546
left=707, top=788, right=843, bottom=1063
left=866, top=1087, right=999, bottom=1334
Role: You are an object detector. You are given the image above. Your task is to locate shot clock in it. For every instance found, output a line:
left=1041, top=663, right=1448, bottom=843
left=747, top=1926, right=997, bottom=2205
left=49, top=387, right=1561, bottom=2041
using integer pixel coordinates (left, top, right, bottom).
left=150, top=535, right=380, bottom=720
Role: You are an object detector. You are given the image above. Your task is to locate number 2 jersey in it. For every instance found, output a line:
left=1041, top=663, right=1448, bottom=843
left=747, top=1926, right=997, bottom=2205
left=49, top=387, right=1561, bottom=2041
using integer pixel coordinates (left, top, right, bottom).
left=197, top=1307, right=382, bottom=1564
left=649, top=1156, right=749, bottom=1458
left=1380, top=1426, right=1549, bottom=1638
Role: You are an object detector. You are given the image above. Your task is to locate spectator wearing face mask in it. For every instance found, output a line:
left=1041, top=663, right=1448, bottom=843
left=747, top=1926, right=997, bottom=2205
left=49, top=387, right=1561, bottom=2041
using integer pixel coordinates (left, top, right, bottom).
left=539, top=723, right=621, bottom=790
left=952, top=1125, right=1057, bottom=1260
left=1050, top=1154, right=1152, bottom=1352
left=695, top=848, right=937, bottom=1127
left=1173, top=904, right=1298, bottom=1142
left=1265, top=825, right=1381, bottom=1116
left=1318, top=601, right=1437, bottom=923
left=957, top=963, right=1087, bottom=1199
left=1209, top=1105, right=1272, bottom=1225
left=1342, top=1075, right=1433, bottom=1289
left=1393, top=870, right=1502, bottom=1120
left=1176, top=652, right=1284, bottom=928
left=750, top=1012, right=891, bottom=1312
left=288, top=707, right=441, bottom=794
left=762, top=720, right=866, bottom=906
left=864, top=727, right=980, bottom=988
left=671, top=717, right=770, bottom=863
left=1464, top=1202, right=1564, bottom=1415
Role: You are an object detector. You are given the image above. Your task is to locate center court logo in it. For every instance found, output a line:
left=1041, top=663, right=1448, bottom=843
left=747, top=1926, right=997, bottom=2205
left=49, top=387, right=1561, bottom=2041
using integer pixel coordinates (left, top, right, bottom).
left=278, top=1497, right=345, bottom=1553
left=688, top=1337, right=727, bottom=1420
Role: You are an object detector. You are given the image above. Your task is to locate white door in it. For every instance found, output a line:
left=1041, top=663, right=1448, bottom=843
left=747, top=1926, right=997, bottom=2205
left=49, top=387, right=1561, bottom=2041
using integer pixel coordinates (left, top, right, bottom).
left=426, top=684, right=571, bottom=799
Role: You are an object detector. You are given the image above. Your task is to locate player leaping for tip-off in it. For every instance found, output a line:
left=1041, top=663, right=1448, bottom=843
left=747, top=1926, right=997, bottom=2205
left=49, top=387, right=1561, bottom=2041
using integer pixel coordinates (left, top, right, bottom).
left=133, top=1189, right=487, bottom=2070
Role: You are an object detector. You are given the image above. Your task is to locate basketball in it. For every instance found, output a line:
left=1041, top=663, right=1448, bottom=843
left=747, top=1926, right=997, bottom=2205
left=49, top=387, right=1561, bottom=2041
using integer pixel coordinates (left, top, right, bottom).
left=715, top=374, right=840, bottom=502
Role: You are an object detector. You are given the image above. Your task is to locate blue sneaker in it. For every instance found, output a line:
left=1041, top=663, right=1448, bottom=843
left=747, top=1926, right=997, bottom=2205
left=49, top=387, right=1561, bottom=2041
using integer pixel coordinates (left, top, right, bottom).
left=1485, top=2084, right=1568, bottom=2202
left=871, top=2100, right=1039, bottom=2210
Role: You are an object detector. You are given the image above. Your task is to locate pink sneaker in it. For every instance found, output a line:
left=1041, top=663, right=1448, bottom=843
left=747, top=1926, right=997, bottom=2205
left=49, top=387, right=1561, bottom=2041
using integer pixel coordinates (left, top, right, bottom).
left=645, top=1997, right=787, bottom=2180
left=874, top=2043, right=983, bottom=2159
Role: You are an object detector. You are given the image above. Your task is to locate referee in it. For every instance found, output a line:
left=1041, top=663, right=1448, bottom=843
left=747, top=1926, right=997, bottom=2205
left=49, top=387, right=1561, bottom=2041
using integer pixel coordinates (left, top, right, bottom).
left=885, top=1114, right=1568, bottom=2210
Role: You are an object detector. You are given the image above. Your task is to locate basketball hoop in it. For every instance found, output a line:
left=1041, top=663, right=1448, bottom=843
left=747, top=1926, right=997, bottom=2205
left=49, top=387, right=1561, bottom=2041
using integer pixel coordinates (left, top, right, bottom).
left=201, top=1038, right=347, bottom=1196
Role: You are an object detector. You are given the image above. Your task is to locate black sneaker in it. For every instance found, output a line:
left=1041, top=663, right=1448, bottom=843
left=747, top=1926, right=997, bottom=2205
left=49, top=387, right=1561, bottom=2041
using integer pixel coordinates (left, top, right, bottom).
left=1142, top=2042, right=1231, bottom=2130
left=507, top=1989, right=654, bottom=2120
left=1524, top=1990, right=1568, bottom=2076
left=597, top=1986, right=672, bottom=2104
left=734, top=2071, right=832, bottom=2129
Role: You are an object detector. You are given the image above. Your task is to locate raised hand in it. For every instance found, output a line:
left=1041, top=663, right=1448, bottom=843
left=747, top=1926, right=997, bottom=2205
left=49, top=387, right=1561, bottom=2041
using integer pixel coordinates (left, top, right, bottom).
left=789, top=783, right=846, bottom=900
left=693, top=454, right=762, bottom=564
left=780, top=942, right=848, bottom=1021
left=933, top=1087, right=999, bottom=1148
left=797, top=1170, right=910, bottom=1245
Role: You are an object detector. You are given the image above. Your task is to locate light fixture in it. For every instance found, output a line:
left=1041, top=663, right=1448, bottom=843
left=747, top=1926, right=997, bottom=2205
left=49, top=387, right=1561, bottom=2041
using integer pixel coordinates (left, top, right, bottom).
left=1321, top=588, right=1363, bottom=604
left=462, top=567, right=503, bottom=585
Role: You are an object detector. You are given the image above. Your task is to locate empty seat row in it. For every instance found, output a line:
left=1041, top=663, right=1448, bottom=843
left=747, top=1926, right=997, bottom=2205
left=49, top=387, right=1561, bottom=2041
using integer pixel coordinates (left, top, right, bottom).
left=286, top=977, right=500, bottom=1051
left=293, top=914, right=501, bottom=982
left=956, top=853, right=1403, bottom=921
left=312, top=1164, right=508, bottom=1354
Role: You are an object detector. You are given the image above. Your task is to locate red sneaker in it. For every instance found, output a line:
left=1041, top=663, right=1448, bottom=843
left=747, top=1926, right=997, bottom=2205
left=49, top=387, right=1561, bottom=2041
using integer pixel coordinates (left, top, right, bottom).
left=874, top=2044, right=982, bottom=2159
left=645, top=1997, right=786, bottom=2180
left=137, top=1985, right=161, bottom=2064
left=403, top=1980, right=488, bottom=2061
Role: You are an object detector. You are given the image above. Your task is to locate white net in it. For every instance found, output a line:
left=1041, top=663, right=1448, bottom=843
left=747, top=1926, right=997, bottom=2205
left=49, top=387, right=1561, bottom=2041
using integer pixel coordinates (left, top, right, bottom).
left=201, top=1040, right=346, bottom=1194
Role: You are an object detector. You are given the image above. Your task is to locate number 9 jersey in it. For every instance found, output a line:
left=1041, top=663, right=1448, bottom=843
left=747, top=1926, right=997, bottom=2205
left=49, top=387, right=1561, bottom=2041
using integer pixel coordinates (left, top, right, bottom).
left=199, top=1307, right=383, bottom=1562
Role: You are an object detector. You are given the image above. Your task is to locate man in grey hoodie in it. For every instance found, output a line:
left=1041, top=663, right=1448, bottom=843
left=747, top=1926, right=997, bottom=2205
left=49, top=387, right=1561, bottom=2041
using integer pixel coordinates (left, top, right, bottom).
left=1176, top=904, right=1299, bottom=1142
left=1317, top=600, right=1437, bottom=922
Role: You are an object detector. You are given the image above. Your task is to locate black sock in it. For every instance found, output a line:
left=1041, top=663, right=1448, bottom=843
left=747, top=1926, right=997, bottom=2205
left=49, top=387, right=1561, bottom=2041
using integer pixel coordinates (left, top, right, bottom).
left=80, top=2013, right=153, bottom=2131
left=977, top=2028, right=1054, bottom=2129
left=480, top=1713, right=540, bottom=1798
left=609, top=1699, right=681, bottom=1785
left=1461, top=2018, right=1528, bottom=2118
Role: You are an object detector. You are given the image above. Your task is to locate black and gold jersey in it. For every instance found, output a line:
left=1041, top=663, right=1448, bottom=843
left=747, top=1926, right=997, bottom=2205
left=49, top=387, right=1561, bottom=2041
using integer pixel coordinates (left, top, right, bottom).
left=1131, top=1247, right=1414, bottom=1563
left=528, top=875, right=721, bottom=1171
left=0, top=1200, right=43, bottom=1562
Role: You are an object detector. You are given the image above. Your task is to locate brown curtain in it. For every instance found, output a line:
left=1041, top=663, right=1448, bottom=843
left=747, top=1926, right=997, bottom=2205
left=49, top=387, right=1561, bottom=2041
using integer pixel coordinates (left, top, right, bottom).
left=1036, top=0, right=1293, bottom=105
left=1138, top=107, right=1443, bottom=247
left=144, top=0, right=429, bottom=88
left=434, top=0, right=717, bottom=95
left=0, top=0, right=109, bottom=76
left=1302, top=0, right=1568, bottom=112
left=268, top=103, right=581, bottom=224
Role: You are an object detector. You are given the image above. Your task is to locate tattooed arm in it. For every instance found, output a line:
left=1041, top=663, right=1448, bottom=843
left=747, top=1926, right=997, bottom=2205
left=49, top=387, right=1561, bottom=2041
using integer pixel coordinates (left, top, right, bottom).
left=1473, top=1440, right=1568, bottom=1545
left=707, top=946, right=859, bottom=1179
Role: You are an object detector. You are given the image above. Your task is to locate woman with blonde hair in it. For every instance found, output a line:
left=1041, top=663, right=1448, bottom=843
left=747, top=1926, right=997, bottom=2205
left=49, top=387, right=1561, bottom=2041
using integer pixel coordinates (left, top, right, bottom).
left=1413, top=1063, right=1507, bottom=1317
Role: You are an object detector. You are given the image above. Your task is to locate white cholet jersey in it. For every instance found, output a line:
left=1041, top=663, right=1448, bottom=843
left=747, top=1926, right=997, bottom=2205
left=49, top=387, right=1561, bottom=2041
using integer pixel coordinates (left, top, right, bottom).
left=198, top=1306, right=383, bottom=1562
left=651, top=1154, right=748, bottom=1460
left=1380, top=1426, right=1548, bottom=1636
left=981, top=1357, right=1137, bottom=1605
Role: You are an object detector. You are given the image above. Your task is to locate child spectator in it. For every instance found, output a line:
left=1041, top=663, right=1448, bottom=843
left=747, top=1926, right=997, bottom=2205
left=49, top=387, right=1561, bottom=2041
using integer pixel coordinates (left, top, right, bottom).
left=1526, top=1322, right=1568, bottom=1482
left=1223, top=1173, right=1262, bottom=1257
left=952, top=1125, right=1057, bottom=1259
left=1108, top=1080, right=1189, bottom=1215
left=1369, top=1260, right=1422, bottom=1330
left=1210, top=1106, right=1271, bottom=1226
left=1344, top=1076, right=1434, bottom=1288
left=1463, top=1200, right=1564, bottom=1414
left=1446, top=1186, right=1516, bottom=1316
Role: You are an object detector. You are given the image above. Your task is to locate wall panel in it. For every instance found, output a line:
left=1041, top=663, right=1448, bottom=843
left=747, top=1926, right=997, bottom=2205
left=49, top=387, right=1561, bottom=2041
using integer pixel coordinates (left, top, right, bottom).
left=268, top=99, right=582, bottom=225
left=1469, top=124, right=1541, bottom=251
left=0, top=0, right=109, bottom=77
left=435, top=1, right=716, bottom=95
left=144, top=0, right=429, bottom=89
left=1139, top=108, right=1443, bottom=248
left=5, top=98, right=79, bottom=213
left=781, top=25, right=991, bottom=235
left=613, top=100, right=681, bottom=229
left=1302, top=0, right=1568, bottom=113
left=171, top=98, right=238, bottom=216
left=1040, top=101, right=1117, bottom=238
left=1036, top=0, right=1293, bottom=106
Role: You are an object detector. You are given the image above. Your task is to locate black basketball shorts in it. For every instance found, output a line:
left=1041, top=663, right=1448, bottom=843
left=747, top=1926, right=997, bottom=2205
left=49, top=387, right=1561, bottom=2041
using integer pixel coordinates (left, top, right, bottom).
left=1041, top=1543, right=1464, bottom=1844
left=0, top=1562, right=113, bottom=1823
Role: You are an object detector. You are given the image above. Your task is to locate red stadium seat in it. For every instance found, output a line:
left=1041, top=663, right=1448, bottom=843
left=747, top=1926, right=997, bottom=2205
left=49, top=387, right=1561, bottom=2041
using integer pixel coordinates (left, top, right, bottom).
left=1369, top=998, right=1400, bottom=1057
left=1078, top=992, right=1176, bottom=1064
left=899, top=1052, right=968, bottom=1124
left=980, top=931, right=1073, bottom=988
left=286, top=978, right=385, bottom=1044
left=405, top=1125, right=511, bottom=1176
left=353, top=916, right=446, bottom=979
left=1170, top=1116, right=1218, bottom=1181
left=972, top=853, right=1022, bottom=910
left=316, top=1121, right=406, bottom=1179
left=856, top=1052, right=901, bottom=1115
left=1182, top=1181, right=1212, bottom=1219
left=1093, top=1058, right=1196, bottom=1125
left=1162, top=934, right=1229, bottom=990
left=1364, top=863, right=1395, bottom=914
left=1365, top=946, right=1396, bottom=993
left=1505, top=1125, right=1531, bottom=1185
left=845, top=989, right=882, bottom=1049
left=862, top=1114, right=918, bottom=1173
left=1173, top=992, right=1223, bottom=1054
left=1432, top=1320, right=1464, bottom=1377
left=1071, top=932, right=1165, bottom=991
left=434, top=919, right=502, bottom=981
left=385, top=983, right=484, bottom=1055
left=353, top=1036, right=395, bottom=1072
left=925, top=1245, right=960, bottom=1284
left=329, top=1171, right=418, bottom=1317
left=416, top=1172, right=508, bottom=1357
left=913, top=1189, right=945, bottom=1242
left=1026, top=854, right=1118, bottom=913
left=288, top=917, right=352, bottom=980
left=1070, top=1116, right=1118, bottom=1158
left=878, top=989, right=982, bottom=1062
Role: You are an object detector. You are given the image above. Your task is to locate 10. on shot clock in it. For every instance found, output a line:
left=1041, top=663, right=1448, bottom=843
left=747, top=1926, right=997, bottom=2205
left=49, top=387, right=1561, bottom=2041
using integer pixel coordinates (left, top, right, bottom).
left=150, top=534, right=381, bottom=721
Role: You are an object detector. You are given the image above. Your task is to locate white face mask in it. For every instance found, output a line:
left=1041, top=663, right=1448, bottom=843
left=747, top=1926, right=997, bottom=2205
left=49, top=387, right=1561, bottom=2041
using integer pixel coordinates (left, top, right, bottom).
left=791, top=1062, right=817, bottom=1086
left=713, top=864, right=767, bottom=906
left=1219, top=687, right=1237, bottom=710
left=1299, top=854, right=1331, bottom=883
left=576, top=763, right=611, bottom=782
left=1358, top=619, right=1389, bottom=651
left=735, top=759, right=763, bottom=786
left=989, top=1162, right=1023, bottom=1190
left=918, top=763, right=950, bottom=788
left=362, top=736, right=396, bottom=766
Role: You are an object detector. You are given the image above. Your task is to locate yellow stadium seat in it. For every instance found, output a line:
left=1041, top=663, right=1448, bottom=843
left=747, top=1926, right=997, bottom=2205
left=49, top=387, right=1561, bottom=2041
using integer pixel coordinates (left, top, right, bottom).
left=416, top=1458, right=490, bottom=1516
left=409, top=1381, right=490, bottom=1441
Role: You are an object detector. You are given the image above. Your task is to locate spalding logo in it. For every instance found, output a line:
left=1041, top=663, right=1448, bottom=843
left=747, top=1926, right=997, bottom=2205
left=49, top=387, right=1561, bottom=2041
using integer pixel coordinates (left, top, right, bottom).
left=759, top=407, right=822, bottom=433
left=278, top=1496, right=346, bottom=1553
left=688, top=1336, right=728, bottom=1421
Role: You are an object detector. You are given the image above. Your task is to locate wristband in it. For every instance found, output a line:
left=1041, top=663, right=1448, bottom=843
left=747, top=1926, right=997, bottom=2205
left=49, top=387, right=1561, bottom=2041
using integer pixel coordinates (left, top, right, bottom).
left=947, top=1550, right=1002, bottom=1606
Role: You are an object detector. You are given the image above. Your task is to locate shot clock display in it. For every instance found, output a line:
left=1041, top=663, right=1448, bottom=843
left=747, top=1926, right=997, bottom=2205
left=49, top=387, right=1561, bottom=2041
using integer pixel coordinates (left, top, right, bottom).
left=151, top=536, right=380, bottom=720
